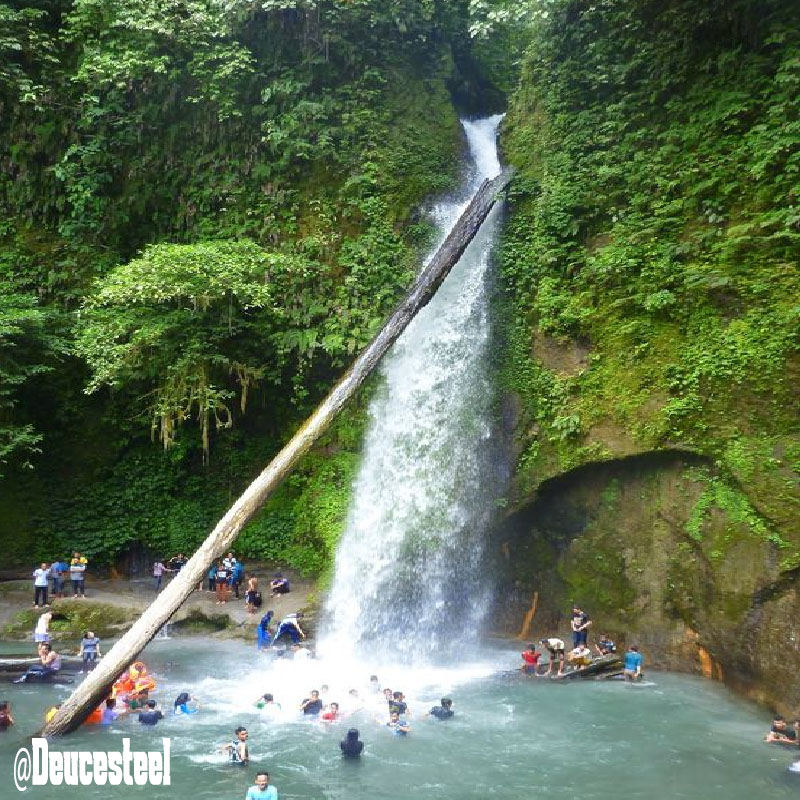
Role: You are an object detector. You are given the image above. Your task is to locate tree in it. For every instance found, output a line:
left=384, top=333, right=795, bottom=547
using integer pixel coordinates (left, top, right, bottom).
left=0, top=292, right=61, bottom=473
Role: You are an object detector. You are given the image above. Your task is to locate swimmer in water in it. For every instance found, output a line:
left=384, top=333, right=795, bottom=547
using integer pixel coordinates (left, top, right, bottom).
left=173, top=691, right=199, bottom=714
left=0, top=701, right=14, bottom=731
left=389, top=691, right=408, bottom=716
left=321, top=702, right=340, bottom=722
left=386, top=710, right=410, bottom=735
left=138, top=699, right=164, bottom=726
left=101, top=698, right=120, bottom=725
left=623, top=645, right=644, bottom=681
left=428, top=697, right=454, bottom=720
left=222, top=726, right=249, bottom=765
left=246, top=771, right=277, bottom=799
left=340, top=728, right=364, bottom=758
left=254, top=693, right=281, bottom=712
left=521, top=643, right=540, bottom=675
left=300, top=690, right=323, bottom=716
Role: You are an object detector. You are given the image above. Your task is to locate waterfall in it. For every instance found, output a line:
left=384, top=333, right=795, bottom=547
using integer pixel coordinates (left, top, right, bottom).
left=321, top=115, right=506, bottom=662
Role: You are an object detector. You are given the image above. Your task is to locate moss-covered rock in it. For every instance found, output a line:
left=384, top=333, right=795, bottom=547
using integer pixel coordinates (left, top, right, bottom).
left=4, top=600, right=135, bottom=641
left=493, top=453, right=800, bottom=714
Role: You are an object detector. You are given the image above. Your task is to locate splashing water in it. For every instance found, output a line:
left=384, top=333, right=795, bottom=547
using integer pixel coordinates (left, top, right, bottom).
left=321, top=115, right=507, bottom=662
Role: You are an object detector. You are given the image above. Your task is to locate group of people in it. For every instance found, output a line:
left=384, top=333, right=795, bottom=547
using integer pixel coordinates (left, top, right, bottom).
left=156, top=552, right=291, bottom=615
left=520, top=606, right=644, bottom=681
left=219, top=674, right=457, bottom=796
left=31, top=552, right=89, bottom=607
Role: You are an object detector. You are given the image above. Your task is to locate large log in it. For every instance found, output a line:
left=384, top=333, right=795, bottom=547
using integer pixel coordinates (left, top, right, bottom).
left=43, top=168, right=513, bottom=736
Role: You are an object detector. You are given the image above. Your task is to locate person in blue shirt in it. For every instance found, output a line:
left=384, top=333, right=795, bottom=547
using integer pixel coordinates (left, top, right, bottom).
left=173, top=691, right=199, bottom=715
left=50, top=560, right=66, bottom=598
left=101, top=698, right=120, bottom=725
left=79, top=630, right=101, bottom=672
left=257, top=610, right=274, bottom=650
left=245, top=771, right=277, bottom=799
left=231, top=561, right=245, bottom=599
left=386, top=710, right=410, bottom=735
left=623, top=645, right=644, bottom=681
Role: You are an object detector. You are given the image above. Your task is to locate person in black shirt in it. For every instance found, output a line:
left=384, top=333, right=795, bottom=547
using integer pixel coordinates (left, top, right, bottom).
left=138, top=700, right=164, bottom=726
left=340, top=728, right=364, bottom=758
left=301, top=690, right=323, bottom=715
left=570, top=606, right=591, bottom=647
left=428, top=697, right=454, bottom=720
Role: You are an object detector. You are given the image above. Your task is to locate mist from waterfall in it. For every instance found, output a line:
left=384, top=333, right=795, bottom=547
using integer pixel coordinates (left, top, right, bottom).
left=321, top=115, right=506, bottom=662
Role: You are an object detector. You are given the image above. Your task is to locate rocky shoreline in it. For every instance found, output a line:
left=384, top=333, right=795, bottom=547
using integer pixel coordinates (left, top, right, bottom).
left=0, top=567, right=317, bottom=649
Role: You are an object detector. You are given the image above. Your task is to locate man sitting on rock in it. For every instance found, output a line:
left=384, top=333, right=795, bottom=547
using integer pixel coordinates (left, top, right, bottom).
left=567, top=644, right=593, bottom=668
left=595, top=634, right=616, bottom=656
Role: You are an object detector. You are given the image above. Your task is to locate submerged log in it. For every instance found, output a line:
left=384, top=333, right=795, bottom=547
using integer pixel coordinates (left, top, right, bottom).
left=43, top=169, right=513, bottom=736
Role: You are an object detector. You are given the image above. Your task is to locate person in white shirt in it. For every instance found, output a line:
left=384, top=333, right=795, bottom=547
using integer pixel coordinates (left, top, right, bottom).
left=33, top=563, right=50, bottom=608
left=539, top=637, right=566, bottom=676
left=34, top=610, right=52, bottom=643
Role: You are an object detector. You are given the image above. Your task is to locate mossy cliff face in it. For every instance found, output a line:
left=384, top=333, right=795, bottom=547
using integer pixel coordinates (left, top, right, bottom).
left=496, top=0, right=800, bottom=711
left=493, top=453, right=800, bottom=713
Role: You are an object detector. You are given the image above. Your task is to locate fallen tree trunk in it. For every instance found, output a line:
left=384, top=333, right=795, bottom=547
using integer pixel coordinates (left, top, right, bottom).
left=552, top=654, right=623, bottom=680
left=43, top=169, right=512, bottom=736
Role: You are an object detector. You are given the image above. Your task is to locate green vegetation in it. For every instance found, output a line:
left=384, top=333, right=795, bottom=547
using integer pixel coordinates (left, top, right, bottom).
left=0, top=0, right=513, bottom=569
left=500, top=0, right=800, bottom=564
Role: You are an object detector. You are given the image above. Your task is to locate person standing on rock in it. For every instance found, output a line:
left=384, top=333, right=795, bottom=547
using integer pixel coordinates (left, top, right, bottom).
left=245, top=575, right=259, bottom=613
left=216, top=561, right=230, bottom=604
left=34, top=610, right=52, bottom=644
left=570, top=606, right=591, bottom=648
left=50, top=558, right=66, bottom=598
left=232, top=559, right=245, bottom=599
left=70, top=552, right=87, bottom=597
left=79, top=630, right=101, bottom=672
left=153, top=559, right=167, bottom=592
left=33, top=562, right=50, bottom=608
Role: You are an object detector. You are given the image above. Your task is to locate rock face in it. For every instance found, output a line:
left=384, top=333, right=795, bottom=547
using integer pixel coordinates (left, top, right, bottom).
left=492, top=452, right=800, bottom=714
left=494, top=0, right=800, bottom=714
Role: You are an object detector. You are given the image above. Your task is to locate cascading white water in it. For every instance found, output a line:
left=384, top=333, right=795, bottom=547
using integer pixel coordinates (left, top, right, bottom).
left=321, top=115, right=506, bottom=662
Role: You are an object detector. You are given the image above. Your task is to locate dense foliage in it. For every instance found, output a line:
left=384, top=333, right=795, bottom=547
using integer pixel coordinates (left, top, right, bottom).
left=0, top=0, right=514, bottom=567
left=500, top=0, right=800, bottom=564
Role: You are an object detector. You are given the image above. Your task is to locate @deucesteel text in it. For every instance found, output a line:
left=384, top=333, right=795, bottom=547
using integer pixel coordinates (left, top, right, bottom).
left=14, top=737, right=171, bottom=791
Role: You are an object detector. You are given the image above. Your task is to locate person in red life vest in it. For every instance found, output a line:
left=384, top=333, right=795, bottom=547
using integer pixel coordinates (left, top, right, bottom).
left=521, top=643, right=541, bottom=675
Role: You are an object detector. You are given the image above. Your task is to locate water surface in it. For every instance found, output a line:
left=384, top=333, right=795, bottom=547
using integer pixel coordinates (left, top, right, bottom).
left=0, top=639, right=796, bottom=799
